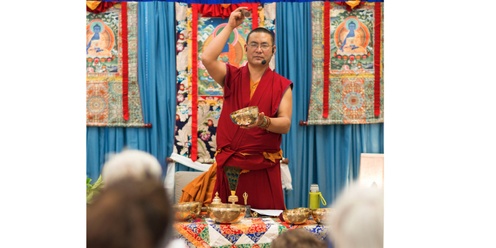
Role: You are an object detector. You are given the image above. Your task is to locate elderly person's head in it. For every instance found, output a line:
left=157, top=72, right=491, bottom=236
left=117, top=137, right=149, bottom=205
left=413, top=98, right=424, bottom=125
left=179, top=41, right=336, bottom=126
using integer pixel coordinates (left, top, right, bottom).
left=271, top=228, right=327, bottom=248
left=328, top=182, right=384, bottom=248
left=87, top=176, right=173, bottom=248
left=102, top=149, right=162, bottom=185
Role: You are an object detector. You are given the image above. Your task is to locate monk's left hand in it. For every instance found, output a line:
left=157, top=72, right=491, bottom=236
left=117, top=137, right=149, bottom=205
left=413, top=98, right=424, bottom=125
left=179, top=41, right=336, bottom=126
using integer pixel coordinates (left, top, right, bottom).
left=241, top=112, right=265, bottom=129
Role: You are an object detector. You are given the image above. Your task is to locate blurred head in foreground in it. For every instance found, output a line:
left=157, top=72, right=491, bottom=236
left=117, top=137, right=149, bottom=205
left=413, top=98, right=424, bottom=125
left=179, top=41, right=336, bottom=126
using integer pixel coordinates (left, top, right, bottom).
left=271, top=228, right=327, bottom=248
left=87, top=176, right=174, bottom=248
left=328, top=182, right=384, bottom=248
left=102, top=149, right=162, bottom=185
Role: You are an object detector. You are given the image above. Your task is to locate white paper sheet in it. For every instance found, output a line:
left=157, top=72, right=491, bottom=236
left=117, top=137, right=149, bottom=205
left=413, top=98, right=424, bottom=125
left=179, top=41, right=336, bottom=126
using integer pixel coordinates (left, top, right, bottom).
left=251, top=208, right=283, bottom=217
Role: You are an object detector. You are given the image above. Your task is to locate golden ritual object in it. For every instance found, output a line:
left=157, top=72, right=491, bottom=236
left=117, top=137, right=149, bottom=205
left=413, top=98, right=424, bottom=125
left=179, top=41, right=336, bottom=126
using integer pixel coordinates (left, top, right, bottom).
left=228, top=190, right=239, bottom=204
left=206, top=192, right=246, bottom=223
left=242, top=192, right=252, bottom=217
left=173, top=201, right=202, bottom=221
left=230, top=106, right=259, bottom=126
left=282, top=207, right=311, bottom=225
left=311, top=208, right=332, bottom=224
left=207, top=203, right=247, bottom=224
left=212, top=192, right=222, bottom=204
left=243, top=192, right=248, bottom=205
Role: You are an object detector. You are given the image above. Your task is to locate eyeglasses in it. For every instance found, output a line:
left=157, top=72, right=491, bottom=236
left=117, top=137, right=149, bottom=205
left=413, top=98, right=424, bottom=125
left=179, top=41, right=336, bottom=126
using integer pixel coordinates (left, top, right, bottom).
left=247, top=43, right=272, bottom=51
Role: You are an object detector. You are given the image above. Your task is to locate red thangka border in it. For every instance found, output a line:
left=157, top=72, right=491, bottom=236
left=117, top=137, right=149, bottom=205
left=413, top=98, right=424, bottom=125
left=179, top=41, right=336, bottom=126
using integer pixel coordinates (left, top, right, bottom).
left=191, top=4, right=200, bottom=161
left=121, top=2, right=129, bottom=121
left=322, top=1, right=331, bottom=118
left=374, top=2, right=381, bottom=117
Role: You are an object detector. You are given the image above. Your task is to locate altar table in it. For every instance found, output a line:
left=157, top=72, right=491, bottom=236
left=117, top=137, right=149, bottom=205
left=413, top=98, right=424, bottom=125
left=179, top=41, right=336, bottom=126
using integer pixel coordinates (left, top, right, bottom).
left=173, top=217, right=329, bottom=248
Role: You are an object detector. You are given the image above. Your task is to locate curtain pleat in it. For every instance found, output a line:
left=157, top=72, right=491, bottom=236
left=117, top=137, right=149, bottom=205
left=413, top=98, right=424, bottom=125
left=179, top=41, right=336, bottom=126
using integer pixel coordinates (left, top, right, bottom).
left=275, top=1, right=312, bottom=208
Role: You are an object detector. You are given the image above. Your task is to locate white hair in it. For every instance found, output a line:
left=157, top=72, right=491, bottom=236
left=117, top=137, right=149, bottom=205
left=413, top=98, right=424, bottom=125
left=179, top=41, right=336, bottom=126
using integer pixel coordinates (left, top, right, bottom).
left=328, top=182, right=384, bottom=248
left=102, top=149, right=162, bottom=185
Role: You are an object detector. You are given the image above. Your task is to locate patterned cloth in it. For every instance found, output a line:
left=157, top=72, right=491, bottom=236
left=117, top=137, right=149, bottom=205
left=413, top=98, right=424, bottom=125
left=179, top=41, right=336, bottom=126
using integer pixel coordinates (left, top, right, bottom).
left=86, top=3, right=146, bottom=127
left=307, top=2, right=383, bottom=125
left=174, top=217, right=329, bottom=248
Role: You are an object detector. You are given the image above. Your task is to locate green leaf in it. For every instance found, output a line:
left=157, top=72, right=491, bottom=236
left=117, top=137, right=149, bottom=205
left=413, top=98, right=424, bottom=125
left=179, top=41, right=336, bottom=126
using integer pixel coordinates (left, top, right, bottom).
left=92, top=175, right=104, bottom=190
left=87, top=175, right=104, bottom=204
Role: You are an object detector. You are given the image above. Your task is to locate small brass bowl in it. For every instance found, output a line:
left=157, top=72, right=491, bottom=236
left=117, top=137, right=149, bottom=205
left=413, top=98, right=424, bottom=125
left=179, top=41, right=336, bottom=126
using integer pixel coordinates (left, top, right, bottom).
left=282, top=207, right=311, bottom=225
left=230, top=106, right=259, bottom=126
left=173, top=202, right=202, bottom=221
left=311, top=208, right=331, bottom=224
left=207, top=203, right=246, bottom=224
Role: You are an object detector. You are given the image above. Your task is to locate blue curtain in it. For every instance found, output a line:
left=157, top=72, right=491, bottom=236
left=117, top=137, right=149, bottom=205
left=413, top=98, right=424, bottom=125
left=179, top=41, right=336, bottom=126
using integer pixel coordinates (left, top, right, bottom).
left=86, top=2, right=384, bottom=209
left=86, top=2, right=177, bottom=182
left=275, top=2, right=384, bottom=209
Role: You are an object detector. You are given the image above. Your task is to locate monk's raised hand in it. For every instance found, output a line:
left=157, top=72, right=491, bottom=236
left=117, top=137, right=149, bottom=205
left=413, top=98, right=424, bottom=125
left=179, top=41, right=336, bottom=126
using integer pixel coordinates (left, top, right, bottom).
left=228, top=7, right=249, bottom=29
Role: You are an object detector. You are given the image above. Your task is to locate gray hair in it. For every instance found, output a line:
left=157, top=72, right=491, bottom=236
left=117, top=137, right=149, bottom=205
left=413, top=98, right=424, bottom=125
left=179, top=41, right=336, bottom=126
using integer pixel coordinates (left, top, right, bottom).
left=327, top=182, right=384, bottom=248
left=102, top=149, right=162, bottom=185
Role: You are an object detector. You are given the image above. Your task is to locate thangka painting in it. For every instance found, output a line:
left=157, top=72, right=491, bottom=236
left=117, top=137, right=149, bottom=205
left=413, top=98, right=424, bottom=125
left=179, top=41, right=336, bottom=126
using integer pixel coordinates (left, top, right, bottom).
left=86, top=2, right=146, bottom=127
left=175, top=3, right=276, bottom=163
left=306, top=1, right=383, bottom=125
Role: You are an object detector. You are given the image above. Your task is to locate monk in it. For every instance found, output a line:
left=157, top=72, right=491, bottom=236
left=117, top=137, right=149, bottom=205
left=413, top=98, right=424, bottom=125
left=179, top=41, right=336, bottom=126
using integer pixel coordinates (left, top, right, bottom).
left=183, top=7, right=293, bottom=210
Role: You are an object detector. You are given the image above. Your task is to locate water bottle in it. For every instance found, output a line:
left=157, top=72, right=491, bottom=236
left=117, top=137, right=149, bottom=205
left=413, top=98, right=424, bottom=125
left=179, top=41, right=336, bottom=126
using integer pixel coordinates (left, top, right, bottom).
left=309, top=184, right=320, bottom=210
left=309, top=184, right=327, bottom=210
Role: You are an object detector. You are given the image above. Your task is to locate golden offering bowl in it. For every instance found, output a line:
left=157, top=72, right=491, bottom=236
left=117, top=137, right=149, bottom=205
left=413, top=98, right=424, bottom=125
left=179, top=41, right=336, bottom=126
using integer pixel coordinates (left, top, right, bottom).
left=311, top=208, right=332, bottom=224
left=282, top=207, right=311, bottom=225
left=230, top=106, right=259, bottom=126
left=207, top=203, right=246, bottom=224
left=173, top=201, right=202, bottom=221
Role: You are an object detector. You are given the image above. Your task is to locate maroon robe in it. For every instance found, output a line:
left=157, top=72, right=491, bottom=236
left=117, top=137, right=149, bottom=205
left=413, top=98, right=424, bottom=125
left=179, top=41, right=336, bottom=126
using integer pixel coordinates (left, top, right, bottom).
left=212, top=63, right=293, bottom=210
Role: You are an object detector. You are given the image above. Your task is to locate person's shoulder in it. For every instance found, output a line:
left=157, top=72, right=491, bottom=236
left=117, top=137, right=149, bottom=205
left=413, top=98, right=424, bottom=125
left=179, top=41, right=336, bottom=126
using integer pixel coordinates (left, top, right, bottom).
left=273, top=72, right=292, bottom=86
left=271, top=70, right=289, bottom=79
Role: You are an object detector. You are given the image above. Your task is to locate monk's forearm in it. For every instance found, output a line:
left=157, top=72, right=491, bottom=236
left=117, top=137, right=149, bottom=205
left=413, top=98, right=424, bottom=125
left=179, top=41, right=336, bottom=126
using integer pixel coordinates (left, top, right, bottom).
left=263, top=116, right=291, bottom=134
